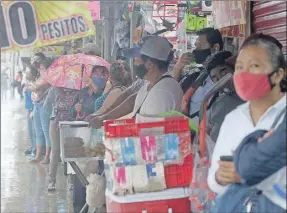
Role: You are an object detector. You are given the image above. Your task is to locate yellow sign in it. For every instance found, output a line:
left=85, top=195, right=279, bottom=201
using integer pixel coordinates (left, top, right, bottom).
left=186, top=13, right=207, bottom=31
left=1, top=1, right=95, bottom=52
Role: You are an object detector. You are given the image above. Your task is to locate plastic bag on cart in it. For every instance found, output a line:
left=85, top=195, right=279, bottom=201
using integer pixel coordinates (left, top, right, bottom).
left=86, top=173, right=106, bottom=208
left=78, top=159, right=100, bottom=177
left=190, top=135, right=216, bottom=213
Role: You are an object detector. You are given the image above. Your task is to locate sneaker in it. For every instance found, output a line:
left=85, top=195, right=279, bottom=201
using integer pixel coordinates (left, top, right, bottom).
left=24, top=149, right=32, bottom=155
left=29, top=153, right=36, bottom=160
left=47, top=181, right=56, bottom=191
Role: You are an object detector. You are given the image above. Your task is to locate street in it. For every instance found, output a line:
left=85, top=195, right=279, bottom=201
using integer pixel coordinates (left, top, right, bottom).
left=1, top=98, right=73, bottom=213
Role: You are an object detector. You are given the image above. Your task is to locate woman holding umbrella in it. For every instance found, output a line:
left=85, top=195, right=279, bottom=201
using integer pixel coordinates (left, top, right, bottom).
left=69, top=66, right=108, bottom=120
left=44, top=53, right=110, bottom=191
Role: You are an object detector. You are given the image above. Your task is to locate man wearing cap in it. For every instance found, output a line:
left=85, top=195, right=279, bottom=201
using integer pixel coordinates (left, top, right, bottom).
left=88, top=36, right=183, bottom=127
left=124, top=36, right=183, bottom=116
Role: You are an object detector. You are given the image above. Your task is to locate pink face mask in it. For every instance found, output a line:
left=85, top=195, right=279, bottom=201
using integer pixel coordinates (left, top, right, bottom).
left=233, top=71, right=276, bottom=101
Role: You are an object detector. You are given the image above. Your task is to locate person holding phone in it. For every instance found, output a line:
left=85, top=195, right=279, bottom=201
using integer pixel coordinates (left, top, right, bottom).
left=208, top=33, right=287, bottom=195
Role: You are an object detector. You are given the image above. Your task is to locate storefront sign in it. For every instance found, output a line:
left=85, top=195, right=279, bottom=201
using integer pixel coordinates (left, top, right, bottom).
left=1, top=1, right=95, bottom=51
left=213, top=0, right=246, bottom=29
left=220, top=24, right=245, bottom=38
left=88, top=1, right=100, bottom=21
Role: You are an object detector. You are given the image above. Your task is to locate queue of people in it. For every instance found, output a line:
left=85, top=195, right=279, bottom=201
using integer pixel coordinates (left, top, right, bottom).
left=20, top=28, right=286, bottom=213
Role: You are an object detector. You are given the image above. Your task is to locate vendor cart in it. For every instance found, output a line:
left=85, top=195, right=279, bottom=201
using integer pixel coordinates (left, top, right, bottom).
left=59, top=121, right=104, bottom=213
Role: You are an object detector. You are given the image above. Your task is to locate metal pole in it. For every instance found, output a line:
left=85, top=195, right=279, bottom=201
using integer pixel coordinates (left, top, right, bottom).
left=11, top=51, right=15, bottom=99
left=129, top=11, right=134, bottom=80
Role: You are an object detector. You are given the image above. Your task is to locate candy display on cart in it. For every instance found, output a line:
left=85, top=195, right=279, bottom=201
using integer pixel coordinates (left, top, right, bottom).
left=102, top=116, right=194, bottom=196
left=105, top=162, right=166, bottom=195
left=104, top=132, right=191, bottom=166
left=103, top=116, right=192, bottom=166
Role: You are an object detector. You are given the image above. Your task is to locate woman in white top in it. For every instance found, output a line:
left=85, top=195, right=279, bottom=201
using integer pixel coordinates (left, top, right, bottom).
left=208, top=33, right=287, bottom=196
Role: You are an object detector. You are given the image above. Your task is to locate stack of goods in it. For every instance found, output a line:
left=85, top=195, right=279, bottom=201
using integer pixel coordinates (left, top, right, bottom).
left=60, top=124, right=105, bottom=159
left=64, top=137, right=86, bottom=158
left=103, top=116, right=194, bottom=213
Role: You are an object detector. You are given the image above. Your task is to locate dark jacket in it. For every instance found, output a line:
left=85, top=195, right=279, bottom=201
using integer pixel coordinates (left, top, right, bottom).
left=234, top=117, right=286, bottom=186
left=211, top=117, right=286, bottom=213
left=209, top=92, right=244, bottom=141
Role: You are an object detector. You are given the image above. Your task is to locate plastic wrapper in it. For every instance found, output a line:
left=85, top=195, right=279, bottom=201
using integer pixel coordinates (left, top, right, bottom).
left=105, top=164, right=133, bottom=196
left=104, top=132, right=191, bottom=166
left=59, top=121, right=104, bottom=161
left=190, top=134, right=216, bottom=213
left=86, top=173, right=106, bottom=208
left=77, top=159, right=99, bottom=177
left=132, top=162, right=166, bottom=193
left=105, top=162, right=167, bottom=196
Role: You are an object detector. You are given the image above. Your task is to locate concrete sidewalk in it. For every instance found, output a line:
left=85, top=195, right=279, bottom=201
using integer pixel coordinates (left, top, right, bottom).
left=1, top=99, right=74, bottom=213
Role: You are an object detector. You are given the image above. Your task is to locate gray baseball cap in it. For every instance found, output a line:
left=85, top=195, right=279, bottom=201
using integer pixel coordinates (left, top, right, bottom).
left=123, top=36, right=173, bottom=61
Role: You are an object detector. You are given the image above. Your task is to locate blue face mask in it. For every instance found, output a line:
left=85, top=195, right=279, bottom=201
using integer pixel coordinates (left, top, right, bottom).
left=92, top=76, right=106, bottom=90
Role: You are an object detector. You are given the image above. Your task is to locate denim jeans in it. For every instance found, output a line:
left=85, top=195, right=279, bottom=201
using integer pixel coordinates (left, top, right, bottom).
left=33, top=102, right=51, bottom=147
left=49, top=120, right=60, bottom=182
left=27, top=109, right=36, bottom=153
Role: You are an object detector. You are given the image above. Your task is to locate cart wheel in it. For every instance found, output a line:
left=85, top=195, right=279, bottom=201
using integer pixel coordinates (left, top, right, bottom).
left=64, top=162, right=68, bottom=176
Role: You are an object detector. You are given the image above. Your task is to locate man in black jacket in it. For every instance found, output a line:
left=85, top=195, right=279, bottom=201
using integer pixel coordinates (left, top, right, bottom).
left=173, top=28, right=224, bottom=93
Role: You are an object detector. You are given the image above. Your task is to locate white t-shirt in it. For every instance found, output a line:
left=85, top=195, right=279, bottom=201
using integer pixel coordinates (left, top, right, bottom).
left=131, top=76, right=183, bottom=117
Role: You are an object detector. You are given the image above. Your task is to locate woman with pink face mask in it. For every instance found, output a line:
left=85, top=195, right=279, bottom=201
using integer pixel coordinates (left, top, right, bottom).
left=207, top=33, right=286, bottom=197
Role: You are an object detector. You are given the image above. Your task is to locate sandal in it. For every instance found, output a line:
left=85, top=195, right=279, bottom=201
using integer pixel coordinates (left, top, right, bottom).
left=30, top=158, right=41, bottom=163
left=40, top=158, right=50, bottom=164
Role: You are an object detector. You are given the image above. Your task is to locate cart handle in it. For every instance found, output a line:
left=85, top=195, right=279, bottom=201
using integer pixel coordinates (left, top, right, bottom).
left=198, top=73, right=233, bottom=157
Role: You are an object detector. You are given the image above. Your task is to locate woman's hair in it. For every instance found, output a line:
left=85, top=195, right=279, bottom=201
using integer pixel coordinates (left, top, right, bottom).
left=34, top=52, right=46, bottom=60
left=206, top=51, right=233, bottom=74
left=241, top=33, right=287, bottom=92
left=41, top=58, right=54, bottom=69
left=110, top=60, right=132, bottom=87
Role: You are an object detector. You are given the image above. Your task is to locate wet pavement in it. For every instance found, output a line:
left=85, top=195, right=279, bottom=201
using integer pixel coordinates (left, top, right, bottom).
left=1, top=99, right=74, bottom=213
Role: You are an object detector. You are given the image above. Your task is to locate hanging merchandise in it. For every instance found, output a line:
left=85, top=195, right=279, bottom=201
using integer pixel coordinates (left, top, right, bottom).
left=206, top=15, right=214, bottom=28
left=213, top=0, right=246, bottom=29
left=185, top=13, right=207, bottom=32
left=115, top=21, right=130, bottom=49
left=152, top=1, right=180, bottom=47
left=88, top=1, right=101, bottom=21
left=176, top=19, right=187, bottom=52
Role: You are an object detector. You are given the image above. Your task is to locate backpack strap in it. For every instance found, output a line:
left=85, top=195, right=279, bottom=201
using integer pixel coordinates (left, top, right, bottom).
left=134, top=75, right=173, bottom=116
left=271, top=108, right=286, bottom=129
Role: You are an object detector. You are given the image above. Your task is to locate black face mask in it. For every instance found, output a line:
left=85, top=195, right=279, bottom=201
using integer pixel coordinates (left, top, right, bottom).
left=134, top=64, right=148, bottom=79
left=193, top=48, right=212, bottom=64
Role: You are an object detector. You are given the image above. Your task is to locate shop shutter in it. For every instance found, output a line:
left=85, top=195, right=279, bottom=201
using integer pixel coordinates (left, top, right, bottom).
left=252, top=1, right=287, bottom=57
